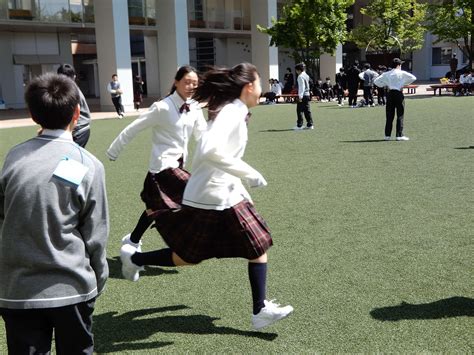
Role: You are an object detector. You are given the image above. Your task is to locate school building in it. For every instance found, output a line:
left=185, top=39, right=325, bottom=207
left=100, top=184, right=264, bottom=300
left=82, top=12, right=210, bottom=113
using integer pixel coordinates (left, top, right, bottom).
left=0, top=0, right=468, bottom=110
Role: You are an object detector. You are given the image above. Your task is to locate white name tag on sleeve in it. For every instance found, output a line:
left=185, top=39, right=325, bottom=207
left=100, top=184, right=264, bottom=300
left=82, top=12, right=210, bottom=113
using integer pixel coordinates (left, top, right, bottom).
left=53, top=158, right=89, bottom=188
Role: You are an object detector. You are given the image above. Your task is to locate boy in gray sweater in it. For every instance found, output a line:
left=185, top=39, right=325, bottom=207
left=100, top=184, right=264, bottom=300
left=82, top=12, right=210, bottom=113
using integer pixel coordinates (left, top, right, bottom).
left=0, top=73, right=109, bottom=354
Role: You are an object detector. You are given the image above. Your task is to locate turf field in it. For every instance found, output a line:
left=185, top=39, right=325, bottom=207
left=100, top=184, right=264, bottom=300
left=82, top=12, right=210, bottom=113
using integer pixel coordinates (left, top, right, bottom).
left=0, top=96, right=473, bottom=353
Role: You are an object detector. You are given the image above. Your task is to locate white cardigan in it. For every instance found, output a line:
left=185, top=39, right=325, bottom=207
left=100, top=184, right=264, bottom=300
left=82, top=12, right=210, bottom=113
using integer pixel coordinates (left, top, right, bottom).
left=106, top=91, right=207, bottom=173
left=183, top=99, right=265, bottom=210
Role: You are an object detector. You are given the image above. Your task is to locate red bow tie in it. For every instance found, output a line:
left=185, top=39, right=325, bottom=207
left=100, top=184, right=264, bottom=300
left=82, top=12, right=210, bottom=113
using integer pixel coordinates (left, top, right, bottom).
left=179, top=103, right=190, bottom=113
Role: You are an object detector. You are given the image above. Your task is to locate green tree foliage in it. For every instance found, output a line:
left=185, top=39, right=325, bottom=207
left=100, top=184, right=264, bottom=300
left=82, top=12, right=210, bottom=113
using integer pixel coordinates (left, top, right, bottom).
left=349, top=0, right=427, bottom=56
left=257, top=0, right=354, bottom=78
left=426, top=0, right=474, bottom=68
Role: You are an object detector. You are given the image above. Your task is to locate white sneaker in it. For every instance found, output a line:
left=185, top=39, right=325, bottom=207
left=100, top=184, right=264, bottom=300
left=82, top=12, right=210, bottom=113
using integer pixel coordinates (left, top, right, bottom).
left=396, top=136, right=410, bottom=141
left=305, top=125, right=314, bottom=130
left=120, top=244, right=142, bottom=282
left=252, top=300, right=294, bottom=330
left=293, top=126, right=304, bottom=131
left=121, top=233, right=142, bottom=253
left=384, top=136, right=391, bottom=141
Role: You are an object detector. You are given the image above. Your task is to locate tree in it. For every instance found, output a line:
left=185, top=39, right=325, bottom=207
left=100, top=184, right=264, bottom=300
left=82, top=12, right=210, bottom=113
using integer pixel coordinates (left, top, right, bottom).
left=257, top=0, right=354, bottom=79
left=349, top=0, right=427, bottom=60
left=426, top=0, right=474, bottom=69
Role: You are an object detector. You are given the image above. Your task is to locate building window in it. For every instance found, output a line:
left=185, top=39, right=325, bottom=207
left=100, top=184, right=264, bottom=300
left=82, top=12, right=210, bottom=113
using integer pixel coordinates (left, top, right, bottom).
left=432, top=47, right=452, bottom=65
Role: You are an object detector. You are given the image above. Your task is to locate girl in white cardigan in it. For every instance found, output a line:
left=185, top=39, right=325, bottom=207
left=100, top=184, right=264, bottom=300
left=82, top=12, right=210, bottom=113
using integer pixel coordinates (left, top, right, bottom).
left=107, top=66, right=207, bottom=271
left=121, top=63, right=293, bottom=330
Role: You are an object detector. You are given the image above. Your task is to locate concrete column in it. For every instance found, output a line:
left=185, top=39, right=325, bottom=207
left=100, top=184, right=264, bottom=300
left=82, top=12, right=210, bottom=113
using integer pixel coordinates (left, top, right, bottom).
left=156, top=0, right=190, bottom=97
left=144, top=35, right=160, bottom=96
left=0, top=32, right=23, bottom=109
left=94, top=0, right=134, bottom=111
left=250, top=0, right=278, bottom=86
left=320, top=44, right=343, bottom=81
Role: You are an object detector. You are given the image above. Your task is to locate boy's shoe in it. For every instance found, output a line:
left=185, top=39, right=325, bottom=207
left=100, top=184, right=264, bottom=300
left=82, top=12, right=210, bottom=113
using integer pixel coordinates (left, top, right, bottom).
left=121, top=233, right=142, bottom=253
left=384, top=136, right=391, bottom=141
left=305, top=125, right=314, bottom=130
left=396, top=136, right=410, bottom=141
left=120, top=244, right=143, bottom=282
left=252, top=300, right=294, bottom=330
left=293, top=126, right=304, bottom=131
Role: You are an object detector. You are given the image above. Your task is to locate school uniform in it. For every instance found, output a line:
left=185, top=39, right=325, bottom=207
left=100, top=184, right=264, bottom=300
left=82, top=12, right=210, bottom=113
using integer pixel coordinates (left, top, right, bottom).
left=374, top=68, right=416, bottom=138
left=0, top=129, right=109, bottom=353
left=153, top=99, right=272, bottom=264
left=107, top=91, right=207, bottom=211
left=296, top=71, right=313, bottom=128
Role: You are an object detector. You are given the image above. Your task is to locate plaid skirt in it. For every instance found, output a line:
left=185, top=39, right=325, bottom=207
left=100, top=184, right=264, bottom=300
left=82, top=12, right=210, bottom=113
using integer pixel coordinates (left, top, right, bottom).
left=140, top=167, right=190, bottom=212
left=153, top=200, right=273, bottom=263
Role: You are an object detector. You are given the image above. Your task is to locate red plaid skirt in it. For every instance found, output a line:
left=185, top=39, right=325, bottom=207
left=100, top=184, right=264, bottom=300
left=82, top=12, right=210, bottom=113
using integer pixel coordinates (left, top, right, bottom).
left=140, top=167, right=190, bottom=211
left=152, top=200, right=273, bottom=263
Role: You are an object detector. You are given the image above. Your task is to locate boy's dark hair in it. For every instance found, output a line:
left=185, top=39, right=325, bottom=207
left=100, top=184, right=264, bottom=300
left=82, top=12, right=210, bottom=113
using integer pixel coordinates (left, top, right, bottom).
left=25, top=72, right=80, bottom=129
left=57, top=63, right=76, bottom=79
left=295, top=63, right=305, bottom=72
left=193, top=62, right=258, bottom=120
left=168, top=65, right=198, bottom=96
left=364, top=63, right=371, bottom=69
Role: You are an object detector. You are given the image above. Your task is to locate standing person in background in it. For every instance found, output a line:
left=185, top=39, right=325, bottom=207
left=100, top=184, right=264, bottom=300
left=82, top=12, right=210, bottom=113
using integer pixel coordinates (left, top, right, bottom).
left=0, top=73, right=109, bottom=354
left=376, top=65, right=387, bottom=106
left=449, top=53, right=458, bottom=80
left=133, top=76, right=145, bottom=111
left=346, top=61, right=361, bottom=108
left=107, top=66, right=207, bottom=271
left=293, top=62, right=314, bottom=130
left=335, top=67, right=347, bottom=106
left=119, top=62, right=293, bottom=330
left=57, top=63, right=91, bottom=147
left=283, top=67, right=294, bottom=94
left=374, top=58, right=416, bottom=141
left=107, top=74, right=124, bottom=118
left=359, top=63, right=378, bottom=107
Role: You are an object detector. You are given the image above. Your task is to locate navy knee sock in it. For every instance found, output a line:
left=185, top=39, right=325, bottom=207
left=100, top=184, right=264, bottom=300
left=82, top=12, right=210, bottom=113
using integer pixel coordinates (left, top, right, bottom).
left=248, top=262, right=267, bottom=315
left=131, top=248, right=175, bottom=267
left=130, top=211, right=152, bottom=244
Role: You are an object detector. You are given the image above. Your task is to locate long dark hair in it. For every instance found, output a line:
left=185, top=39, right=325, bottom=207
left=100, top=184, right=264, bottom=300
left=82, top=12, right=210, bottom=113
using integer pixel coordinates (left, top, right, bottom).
left=168, top=65, right=198, bottom=96
left=192, top=62, right=258, bottom=120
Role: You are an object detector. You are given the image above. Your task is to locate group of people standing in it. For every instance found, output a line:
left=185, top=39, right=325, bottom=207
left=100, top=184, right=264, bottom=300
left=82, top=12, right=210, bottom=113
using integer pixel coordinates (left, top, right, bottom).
left=0, top=62, right=294, bottom=354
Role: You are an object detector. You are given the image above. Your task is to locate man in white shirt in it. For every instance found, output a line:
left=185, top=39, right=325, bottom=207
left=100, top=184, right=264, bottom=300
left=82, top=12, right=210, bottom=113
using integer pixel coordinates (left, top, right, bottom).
left=293, top=63, right=314, bottom=130
left=374, top=58, right=416, bottom=141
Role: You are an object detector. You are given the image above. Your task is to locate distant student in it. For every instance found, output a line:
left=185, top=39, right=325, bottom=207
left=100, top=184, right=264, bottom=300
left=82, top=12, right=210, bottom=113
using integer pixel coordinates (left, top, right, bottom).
left=359, top=63, right=378, bottom=107
left=107, top=74, right=124, bottom=118
left=293, top=62, right=314, bottom=130
left=120, top=63, right=293, bottom=330
left=0, top=73, right=109, bottom=354
left=57, top=63, right=92, bottom=147
left=107, top=66, right=207, bottom=268
left=346, top=61, right=361, bottom=107
left=335, top=67, right=347, bottom=106
left=133, top=75, right=145, bottom=111
left=374, top=58, right=416, bottom=141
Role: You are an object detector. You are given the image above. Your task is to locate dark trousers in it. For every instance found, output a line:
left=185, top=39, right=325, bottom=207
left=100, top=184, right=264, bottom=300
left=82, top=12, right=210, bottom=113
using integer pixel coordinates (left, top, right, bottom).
left=1, top=299, right=95, bottom=355
left=385, top=90, right=405, bottom=137
left=73, top=128, right=90, bottom=148
left=363, top=86, right=374, bottom=106
left=335, top=85, right=344, bottom=104
left=111, top=96, right=124, bottom=115
left=348, top=86, right=358, bottom=106
left=377, top=87, right=386, bottom=105
left=296, top=96, right=313, bottom=127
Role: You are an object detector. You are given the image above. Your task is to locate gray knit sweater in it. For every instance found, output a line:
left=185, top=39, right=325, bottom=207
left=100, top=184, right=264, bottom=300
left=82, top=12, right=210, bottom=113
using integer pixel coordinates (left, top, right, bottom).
left=0, top=130, right=109, bottom=309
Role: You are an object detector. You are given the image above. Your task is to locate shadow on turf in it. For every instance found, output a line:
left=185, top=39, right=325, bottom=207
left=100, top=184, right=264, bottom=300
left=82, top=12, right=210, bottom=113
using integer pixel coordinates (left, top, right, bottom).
left=454, top=146, right=474, bottom=150
left=107, top=256, right=178, bottom=280
left=93, top=305, right=278, bottom=352
left=259, top=128, right=298, bottom=132
left=370, top=296, right=474, bottom=321
left=340, top=139, right=388, bottom=143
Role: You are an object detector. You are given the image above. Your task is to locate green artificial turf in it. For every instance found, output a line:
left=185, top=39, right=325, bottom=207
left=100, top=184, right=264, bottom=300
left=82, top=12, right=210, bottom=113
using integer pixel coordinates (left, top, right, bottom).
left=0, top=96, right=473, bottom=353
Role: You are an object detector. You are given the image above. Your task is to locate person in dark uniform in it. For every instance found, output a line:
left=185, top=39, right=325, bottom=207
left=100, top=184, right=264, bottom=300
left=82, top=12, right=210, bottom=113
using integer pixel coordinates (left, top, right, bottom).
left=346, top=61, right=361, bottom=108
